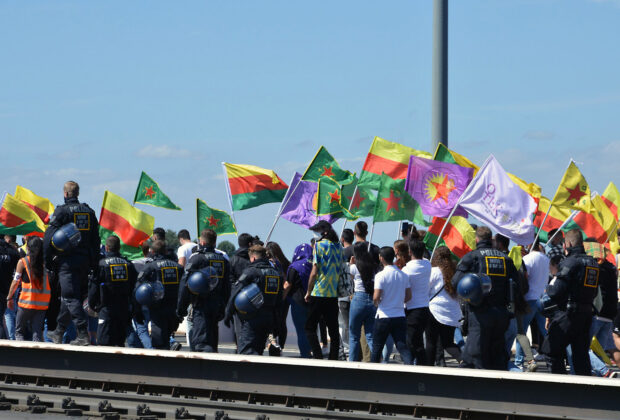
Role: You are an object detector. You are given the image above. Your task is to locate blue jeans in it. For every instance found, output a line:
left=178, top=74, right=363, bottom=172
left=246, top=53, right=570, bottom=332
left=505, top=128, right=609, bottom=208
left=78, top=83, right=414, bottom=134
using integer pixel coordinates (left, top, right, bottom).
left=382, top=336, right=394, bottom=363
left=4, top=306, right=16, bottom=340
left=371, top=317, right=413, bottom=364
left=290, top=300, right=311, bottom=358
left=127, top=307, right=153, bottom=349
left=566, top=345, right=609, bottom=376
left=348, top=292, right=376, bottom=362
left=515, top=299, right=547, bottom=365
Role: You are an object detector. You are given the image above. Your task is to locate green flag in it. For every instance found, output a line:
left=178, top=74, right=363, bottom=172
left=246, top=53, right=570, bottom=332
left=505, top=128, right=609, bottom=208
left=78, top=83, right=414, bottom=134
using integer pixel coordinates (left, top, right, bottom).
left=341, top=177, right=376, bottom=218
left=196, top=199, right=237, bottom=236
left=134, top=171, right=182, bottom=210
left=373, top=173, right=427, bottom=225
left=316, top=177, right=356, bottom=220
left=301, top=146, right=355, bottom=184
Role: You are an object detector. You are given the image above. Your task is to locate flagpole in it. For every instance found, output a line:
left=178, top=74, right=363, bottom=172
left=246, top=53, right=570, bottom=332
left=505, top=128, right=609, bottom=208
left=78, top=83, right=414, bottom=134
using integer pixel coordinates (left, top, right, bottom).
left=605, top=218, right=620, bottom=243
left=368, top=222, right=375, bottom=252
left=265, top=173, right=302, bottom=242
left=547, top=210, right=579, bottom=244
left=397, top=220, right=402, bottom=241
left=531, top=206, right=552, bottom=247
left=221, top=163, right=239, bottom=238
left=340, top=185, right=358, bottom=238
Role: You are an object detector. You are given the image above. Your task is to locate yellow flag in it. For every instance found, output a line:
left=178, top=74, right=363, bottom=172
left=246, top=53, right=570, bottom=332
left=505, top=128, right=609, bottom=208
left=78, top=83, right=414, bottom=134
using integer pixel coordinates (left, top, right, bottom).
left=592, top=195, right=617, bottom=242
left=602, top=182, right=620, bottom=222
left=509, top=246, right=523, bottom=271
left=551, top=161, right=591, bottom=213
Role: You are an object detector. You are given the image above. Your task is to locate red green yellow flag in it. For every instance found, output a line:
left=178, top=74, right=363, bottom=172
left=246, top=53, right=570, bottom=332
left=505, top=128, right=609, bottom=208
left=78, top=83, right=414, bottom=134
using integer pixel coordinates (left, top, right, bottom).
left=551, top=161, right=591, bottom=213
left=14, top=186, right=55, bottom=224
left=0, top=193, right=46, bottom=236
left=99, top=191, right=154, bottom=260
left=359, top=136, right=431, bottom=190
left=571, top=195, right=616, bottom=243
left=533, top=196, right=572, bottom=242
left=302, top=146, right=355, bottom=184
left=134, top=171, right=181, bottom=210
left=223, top=163, right=288, bottom=211
left=601, top=182, right=620, bottom=222
left=423, top=216, right=476, bottom=259
left=197, top=199, right=237, bottom=236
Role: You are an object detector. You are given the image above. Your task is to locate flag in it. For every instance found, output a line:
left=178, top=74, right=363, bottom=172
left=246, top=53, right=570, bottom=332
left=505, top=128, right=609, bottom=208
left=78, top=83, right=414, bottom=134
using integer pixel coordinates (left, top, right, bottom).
left=301, top=146, right=354, bottom=184
left=602, top=182, right=620, bottom=221
left=434, top=143, right=542, bottom=200
left=457, top=155, right=538, bottom=245
left=280, top=172, right=339, bottom=229
left=134, top=171, right=181, bottom=210
left=373, top=173, right=426, bottom=225
left=509, top=246, right=524, bottom=271
left=99, top=191, right=155, bottom=260
left=551, top=161, right=591, bottom=213
left=223, top=163, right=288, bottom=211
left=359, top=136, right=432, bottom=189
left=196, top=199, right=237, bottom=236
left=316, top=177, right=356, bottom=219
left=423, top=216, right=476, bottom=259
left=14, top=186, right=54, bottom=224
left=0, top=194, right=46, bottom=236
left=405, top=155, right=473, bottom=218
left=571, top=195, right=617, bottom=243
left=533, top=196, right=572, bottom=242
left=341, top=179, right=376, bottom=218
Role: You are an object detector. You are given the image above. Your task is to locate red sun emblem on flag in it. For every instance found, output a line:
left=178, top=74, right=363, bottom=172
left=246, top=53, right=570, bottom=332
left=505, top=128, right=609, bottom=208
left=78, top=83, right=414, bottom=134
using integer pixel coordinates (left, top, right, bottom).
left=206, top=215, right=220, bottom=227
left=424, top=173, right=456, bottom=205
left=144, top=185, right=156, bottom=199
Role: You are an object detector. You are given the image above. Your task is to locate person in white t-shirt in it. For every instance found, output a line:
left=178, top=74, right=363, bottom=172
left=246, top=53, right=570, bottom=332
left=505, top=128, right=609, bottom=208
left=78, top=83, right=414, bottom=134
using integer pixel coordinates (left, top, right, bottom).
left=425, top=246, right=462, bottom=365
left=177, top=229, right=198, bottom=267
left=402, top=239, right=431, bottom=365
left=371, top=247, right=413, bottom=364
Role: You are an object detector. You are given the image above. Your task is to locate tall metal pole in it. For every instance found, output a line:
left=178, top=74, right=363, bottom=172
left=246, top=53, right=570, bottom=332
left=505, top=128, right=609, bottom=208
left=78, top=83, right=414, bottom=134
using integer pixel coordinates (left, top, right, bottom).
left=431, top=0, right=448, bottom=151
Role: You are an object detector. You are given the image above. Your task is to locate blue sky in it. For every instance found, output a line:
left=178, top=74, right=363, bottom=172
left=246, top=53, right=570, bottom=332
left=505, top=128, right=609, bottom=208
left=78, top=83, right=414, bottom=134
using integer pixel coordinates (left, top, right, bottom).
left=1, top=0, right=619, bottom=254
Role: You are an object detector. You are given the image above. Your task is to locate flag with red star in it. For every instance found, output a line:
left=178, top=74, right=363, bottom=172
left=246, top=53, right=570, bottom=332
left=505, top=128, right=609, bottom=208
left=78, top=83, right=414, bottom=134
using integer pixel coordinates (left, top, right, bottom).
left=196, top=199, right=236, bottom=236
left=316, top=176, right=356, bottom=219
left=134, top=171, right=181, bottom=210
left=405, top=155, right=473, bottom=218
left=550, top=161, right=591, bottom=213
left=373, top=173, right=426, bottom=225
left=301, top=146, right=354, bottom=184
left=341, top=177, right=376, bottom=218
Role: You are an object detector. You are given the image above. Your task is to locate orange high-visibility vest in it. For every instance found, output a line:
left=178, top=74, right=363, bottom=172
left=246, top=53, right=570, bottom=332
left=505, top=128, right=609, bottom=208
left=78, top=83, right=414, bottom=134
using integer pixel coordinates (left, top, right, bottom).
left=18, top=256, right=51, bottom=310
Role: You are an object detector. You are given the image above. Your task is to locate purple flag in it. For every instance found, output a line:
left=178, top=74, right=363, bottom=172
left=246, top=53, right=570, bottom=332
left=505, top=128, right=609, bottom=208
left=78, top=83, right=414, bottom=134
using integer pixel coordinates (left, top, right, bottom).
left=280, top=172, right=338, bottom=228
left=405, top=155, right=474, bottom=218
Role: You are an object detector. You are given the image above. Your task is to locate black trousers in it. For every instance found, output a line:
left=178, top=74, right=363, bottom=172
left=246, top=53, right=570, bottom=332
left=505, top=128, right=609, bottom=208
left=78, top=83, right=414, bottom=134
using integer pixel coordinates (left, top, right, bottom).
left=189, top=308, right=219, bottom=352
left=406, top=307, right=430, bottom=365
left=97, top=307, right=130, bottom=347
left=237, top=309, right=273, bottom=355
left=461, top=305, right=510, bottom=370
left=425, top=313, right=459, bottom=365
left=304, top=296, right=340, bottom=360
left=542, top=311, right=592, bottom=375
left=56, top=254, right=89, bottom=331
left=150, top=308, right=176, bottom=350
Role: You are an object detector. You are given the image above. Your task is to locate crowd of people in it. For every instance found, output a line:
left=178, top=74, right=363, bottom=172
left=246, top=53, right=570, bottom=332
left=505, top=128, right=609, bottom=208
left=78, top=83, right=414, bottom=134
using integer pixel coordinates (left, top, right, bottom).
left=2, top=180, right=620, bottom=378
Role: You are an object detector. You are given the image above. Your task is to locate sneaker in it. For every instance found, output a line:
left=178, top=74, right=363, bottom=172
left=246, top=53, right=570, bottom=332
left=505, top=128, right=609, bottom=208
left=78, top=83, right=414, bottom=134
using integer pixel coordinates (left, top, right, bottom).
left=524, top=361, right=538, bottom=372
left=70, top=334, right=90, bottom=346
left=170, top=342, right=182, bottom=351
left=47, top=329, right=64, bottom=344
left=268, top=343, right=281, bottom=357
left=533, top=350, right=546, bottom=362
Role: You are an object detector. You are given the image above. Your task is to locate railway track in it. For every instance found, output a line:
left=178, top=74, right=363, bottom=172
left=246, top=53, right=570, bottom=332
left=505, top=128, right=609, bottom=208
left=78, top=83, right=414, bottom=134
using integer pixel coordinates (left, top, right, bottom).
left=0, top=341, right=618, bottom=419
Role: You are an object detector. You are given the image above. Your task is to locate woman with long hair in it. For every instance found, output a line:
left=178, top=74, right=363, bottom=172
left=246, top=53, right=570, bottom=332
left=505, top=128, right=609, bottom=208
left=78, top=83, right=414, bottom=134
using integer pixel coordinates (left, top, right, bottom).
left=393, top=240, right=410, bottom=270
left=6, top=237, right=51, bottom=341
left=424, top=246, right=462, bottom=365
left=348, top=241, right=379, bottom=361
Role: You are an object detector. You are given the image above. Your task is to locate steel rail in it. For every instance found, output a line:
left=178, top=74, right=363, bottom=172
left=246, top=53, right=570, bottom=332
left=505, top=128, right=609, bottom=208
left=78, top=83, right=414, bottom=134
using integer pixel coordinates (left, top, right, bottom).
left=0, top=341, right=618, bottom=419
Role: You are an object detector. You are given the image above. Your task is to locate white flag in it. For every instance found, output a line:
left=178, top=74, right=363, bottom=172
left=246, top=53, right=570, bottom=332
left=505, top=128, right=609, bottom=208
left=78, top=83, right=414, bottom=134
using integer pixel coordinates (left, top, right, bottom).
left=458, top=155, right=537, bottom=245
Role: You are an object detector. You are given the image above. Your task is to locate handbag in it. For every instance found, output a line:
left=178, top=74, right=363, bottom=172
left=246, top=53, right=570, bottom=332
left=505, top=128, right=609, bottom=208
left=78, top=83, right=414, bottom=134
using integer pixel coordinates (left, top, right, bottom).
left=337, top=260, right=354, bottom=298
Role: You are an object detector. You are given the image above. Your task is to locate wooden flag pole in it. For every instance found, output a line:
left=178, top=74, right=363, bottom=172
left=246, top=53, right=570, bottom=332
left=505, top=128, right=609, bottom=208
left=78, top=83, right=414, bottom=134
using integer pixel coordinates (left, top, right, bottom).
left=221, top=163, right=239, bottom=239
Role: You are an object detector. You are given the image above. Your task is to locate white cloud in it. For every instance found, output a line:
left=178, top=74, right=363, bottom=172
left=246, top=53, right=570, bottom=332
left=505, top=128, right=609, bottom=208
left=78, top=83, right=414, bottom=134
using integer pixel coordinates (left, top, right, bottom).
left=135, top=145, right=197, bottom=159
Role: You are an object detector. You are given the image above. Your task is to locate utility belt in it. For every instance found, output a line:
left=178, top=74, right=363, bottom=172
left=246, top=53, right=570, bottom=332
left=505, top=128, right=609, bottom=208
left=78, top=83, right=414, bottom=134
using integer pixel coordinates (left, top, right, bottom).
left=564, top=301, right=592, bottom=314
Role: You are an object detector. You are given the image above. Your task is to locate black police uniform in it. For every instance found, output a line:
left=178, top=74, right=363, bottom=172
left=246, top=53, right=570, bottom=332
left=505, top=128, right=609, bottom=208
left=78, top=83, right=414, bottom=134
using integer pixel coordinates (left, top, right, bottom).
left=452, top=239, right=518, bottom=370
left=0, top=239, right=19, bottom=339
left=177, top=245, right=231, bottom=352
left=88, top=251, right=137, bottom=346
left=542, top=245, right=599, bottom=375
left=226, top=258, right=283, bottom=355
left=43, top=196, right=100, bottom=341
left=137, top=254, right=183, bottom=350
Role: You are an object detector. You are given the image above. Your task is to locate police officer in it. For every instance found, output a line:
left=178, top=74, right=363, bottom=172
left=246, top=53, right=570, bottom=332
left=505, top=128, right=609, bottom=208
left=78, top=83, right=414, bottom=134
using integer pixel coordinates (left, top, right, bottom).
left=45, top=181, right=100, bottom=346
left=88, top=235, right=137, bottom=347
left=177, top=229, right=230, bottom=352
left=542, top=230, right=599, bottom=375
left=225, top=245, right=283, bottom=355
left=452, top=226, right=518, bottom=370
left=0, top=236, right=19, bottom=339
left=137, top=240, right=183, bottom=350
